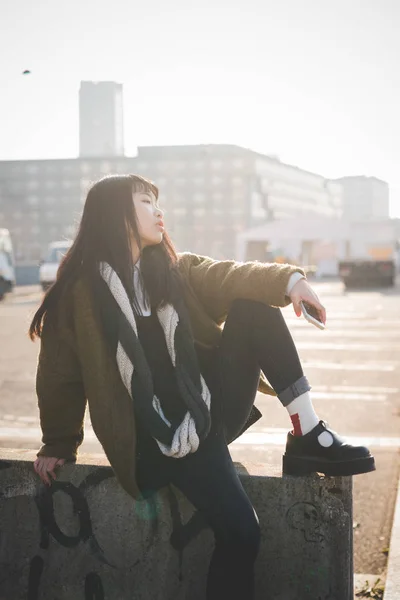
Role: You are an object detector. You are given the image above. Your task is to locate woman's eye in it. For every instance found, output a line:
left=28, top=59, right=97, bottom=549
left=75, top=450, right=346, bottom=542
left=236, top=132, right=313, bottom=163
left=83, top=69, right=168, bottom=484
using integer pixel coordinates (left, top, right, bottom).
left=143, top=199, right=151, bottom=204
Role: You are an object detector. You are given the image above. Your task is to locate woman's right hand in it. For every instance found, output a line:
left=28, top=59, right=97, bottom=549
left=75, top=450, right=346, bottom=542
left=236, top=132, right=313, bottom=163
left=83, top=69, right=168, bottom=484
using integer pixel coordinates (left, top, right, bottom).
left=33, top=456, right=65, bottom=486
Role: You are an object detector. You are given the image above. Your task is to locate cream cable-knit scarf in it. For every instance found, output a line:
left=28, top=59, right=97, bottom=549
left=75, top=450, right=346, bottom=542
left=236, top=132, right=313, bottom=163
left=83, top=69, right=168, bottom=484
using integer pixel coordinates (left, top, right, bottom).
left=99, top=262, right=211, bottom=458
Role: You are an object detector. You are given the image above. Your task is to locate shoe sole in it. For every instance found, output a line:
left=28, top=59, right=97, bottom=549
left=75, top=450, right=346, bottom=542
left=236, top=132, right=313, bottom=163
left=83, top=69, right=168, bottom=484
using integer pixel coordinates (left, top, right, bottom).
left=282, top=454, right=376, bottom=477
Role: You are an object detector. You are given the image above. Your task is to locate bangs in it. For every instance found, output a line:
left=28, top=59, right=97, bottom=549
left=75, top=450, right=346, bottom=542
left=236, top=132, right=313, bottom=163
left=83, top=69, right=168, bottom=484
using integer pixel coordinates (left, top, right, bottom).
left=130, top=175, right=159, bottom=200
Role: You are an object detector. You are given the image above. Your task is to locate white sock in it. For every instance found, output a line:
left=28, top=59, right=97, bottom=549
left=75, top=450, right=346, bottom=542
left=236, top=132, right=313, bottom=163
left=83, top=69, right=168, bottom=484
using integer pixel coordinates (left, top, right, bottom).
left=286, top=391, right=320, bottom=436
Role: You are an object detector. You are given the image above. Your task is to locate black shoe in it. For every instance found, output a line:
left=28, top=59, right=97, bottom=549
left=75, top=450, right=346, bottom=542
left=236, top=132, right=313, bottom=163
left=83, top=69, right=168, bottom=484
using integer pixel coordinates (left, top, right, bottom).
left=282, top=420, right=376, bottom=477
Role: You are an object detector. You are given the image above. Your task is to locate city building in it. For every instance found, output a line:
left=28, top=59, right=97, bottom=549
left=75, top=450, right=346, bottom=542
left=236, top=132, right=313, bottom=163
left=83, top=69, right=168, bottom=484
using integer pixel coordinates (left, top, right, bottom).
left=79, top=81, right=124, bottom=158
left=0, top=157, right=136, bottom=265
left=335, top=175, right=389, bottom=220
left=0, top=145, right=345, bottom=270
left=133, top=144, right=343, bottom=258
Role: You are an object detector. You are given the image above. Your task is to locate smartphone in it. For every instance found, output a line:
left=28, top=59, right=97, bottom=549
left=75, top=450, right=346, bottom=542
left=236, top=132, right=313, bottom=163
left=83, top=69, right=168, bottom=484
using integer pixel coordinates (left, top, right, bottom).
left=300, top=301, right=325, bottom=330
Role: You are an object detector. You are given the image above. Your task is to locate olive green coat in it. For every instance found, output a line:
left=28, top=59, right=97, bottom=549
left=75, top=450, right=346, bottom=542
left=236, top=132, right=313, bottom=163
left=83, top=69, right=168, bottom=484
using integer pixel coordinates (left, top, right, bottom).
left=36, top=252, right=304, bottom=498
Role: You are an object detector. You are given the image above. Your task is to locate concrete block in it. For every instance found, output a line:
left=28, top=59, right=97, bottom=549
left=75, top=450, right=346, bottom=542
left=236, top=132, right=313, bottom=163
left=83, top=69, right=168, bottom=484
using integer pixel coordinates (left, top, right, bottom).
left=0, top=448, right=353, bottom=600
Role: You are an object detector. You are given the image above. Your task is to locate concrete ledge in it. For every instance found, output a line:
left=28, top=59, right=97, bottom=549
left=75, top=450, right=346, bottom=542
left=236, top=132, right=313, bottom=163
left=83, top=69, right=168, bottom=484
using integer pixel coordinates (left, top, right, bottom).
left=0, top=448, right=353, bottom=600
left=384, top=474, right=400, bottom=600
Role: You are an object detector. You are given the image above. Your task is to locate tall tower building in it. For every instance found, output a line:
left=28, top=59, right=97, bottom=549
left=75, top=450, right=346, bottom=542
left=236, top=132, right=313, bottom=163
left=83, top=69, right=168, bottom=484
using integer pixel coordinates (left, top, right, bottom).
left=79, top=81, right=124, bottom=157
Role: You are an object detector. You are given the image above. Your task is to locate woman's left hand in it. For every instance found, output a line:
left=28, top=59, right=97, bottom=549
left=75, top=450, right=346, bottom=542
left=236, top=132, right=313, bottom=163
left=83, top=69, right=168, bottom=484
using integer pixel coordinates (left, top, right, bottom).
left=289, top=278, right=326, bottom=325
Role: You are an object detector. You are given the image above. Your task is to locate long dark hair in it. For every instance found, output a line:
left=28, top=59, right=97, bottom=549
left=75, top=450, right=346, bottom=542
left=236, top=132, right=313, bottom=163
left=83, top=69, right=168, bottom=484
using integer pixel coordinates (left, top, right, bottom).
left=29, top=174, right=179, bottom=340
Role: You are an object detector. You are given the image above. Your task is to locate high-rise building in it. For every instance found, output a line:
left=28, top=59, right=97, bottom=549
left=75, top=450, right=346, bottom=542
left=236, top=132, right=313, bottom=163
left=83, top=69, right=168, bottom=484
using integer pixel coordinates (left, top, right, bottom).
left=79, top=81, right=124, bottom=158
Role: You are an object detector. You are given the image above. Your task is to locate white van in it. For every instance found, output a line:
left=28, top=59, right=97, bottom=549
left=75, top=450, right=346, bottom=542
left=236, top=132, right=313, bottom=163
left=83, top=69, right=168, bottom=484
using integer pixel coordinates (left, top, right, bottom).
left=39, top=240, right=73, bottom=291
left=0, top=228, right=16, bottom=300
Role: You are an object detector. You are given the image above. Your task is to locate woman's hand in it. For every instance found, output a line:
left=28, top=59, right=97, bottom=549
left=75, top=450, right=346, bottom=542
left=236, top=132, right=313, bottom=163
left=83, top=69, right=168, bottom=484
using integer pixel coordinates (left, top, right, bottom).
left=289, top=278, right=326, bottom=324
left=33, top=456, right=65, bottom=486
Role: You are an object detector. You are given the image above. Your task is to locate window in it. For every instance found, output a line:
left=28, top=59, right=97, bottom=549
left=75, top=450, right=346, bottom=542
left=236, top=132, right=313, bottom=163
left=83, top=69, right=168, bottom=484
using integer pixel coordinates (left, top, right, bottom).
left=232, top=159, right=244, bottom=169
left=63, top=162, right=77, bottom=173
left=81, top=163, right=91, bottom=174
left=232, top=176, right=244, bottom=187
left=100, top=161, right=111, bottom=173
left=211, top=160, right=222, bottom=170
left=212, top=176, right=223, bottom=186
left=45, top=196, right=55, bottom=205
left=26, top=165, right=38, bottom=174
left=232, top=189, right=244, bottom=201
left=193, top=177, right=205, bottom=187
left=27, top=180, right=39, bottom=190
left=27, top=195, right=38, bottom=206
left=81, top=179, right=92, bottom=194
left=193, top=208, right=205, bottom=216
left=45, top=181, right=56, bottom=189
left=193, top=193, right=205, bottom=203
left=173, top=161, right=186, bottom=171
left=213, top=192, right=223, bottom=202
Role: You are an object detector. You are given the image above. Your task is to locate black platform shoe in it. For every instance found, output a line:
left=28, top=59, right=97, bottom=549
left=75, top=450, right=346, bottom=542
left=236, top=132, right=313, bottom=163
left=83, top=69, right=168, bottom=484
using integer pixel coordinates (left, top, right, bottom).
left=282, top=420, right=376, bottom=477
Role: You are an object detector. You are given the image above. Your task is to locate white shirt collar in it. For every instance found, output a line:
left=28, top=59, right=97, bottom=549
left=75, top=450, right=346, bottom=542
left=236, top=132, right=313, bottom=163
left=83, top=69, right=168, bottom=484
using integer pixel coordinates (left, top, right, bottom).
left=133, top=257, right=150, bottom=315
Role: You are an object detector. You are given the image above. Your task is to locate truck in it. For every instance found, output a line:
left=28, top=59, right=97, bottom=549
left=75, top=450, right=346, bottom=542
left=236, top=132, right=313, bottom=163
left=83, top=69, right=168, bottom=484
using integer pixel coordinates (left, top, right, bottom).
left=0, top=228, right=16, bottom=300
left=338, top=220, right=399, bottom=288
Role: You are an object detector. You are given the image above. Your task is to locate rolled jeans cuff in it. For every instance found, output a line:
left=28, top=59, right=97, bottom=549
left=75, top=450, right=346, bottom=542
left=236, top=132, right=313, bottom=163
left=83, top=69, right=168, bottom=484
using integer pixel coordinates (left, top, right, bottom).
left=277, top=375, right=311, bottom=407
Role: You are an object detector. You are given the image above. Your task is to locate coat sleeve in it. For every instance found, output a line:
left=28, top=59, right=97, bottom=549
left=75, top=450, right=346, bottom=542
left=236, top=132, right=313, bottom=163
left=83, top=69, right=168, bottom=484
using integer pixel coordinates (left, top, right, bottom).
left=36, top=316, right=87, bottom=461
left=179, top=252, right=306, bottom=324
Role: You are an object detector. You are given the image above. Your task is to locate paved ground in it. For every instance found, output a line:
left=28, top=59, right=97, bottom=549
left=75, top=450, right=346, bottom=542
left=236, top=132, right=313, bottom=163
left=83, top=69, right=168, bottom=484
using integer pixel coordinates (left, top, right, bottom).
left=1, top=280, right=399, bottom=584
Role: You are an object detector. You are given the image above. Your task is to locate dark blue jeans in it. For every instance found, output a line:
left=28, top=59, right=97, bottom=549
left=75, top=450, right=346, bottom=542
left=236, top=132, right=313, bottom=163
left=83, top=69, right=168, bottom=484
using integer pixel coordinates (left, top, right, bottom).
left=135, top=299, right=306, bottom=599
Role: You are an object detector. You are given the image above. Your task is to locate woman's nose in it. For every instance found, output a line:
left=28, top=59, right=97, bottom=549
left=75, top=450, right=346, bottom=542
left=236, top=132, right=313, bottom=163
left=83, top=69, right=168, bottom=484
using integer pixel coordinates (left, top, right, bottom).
left=155, top=207, right=164, bottom=217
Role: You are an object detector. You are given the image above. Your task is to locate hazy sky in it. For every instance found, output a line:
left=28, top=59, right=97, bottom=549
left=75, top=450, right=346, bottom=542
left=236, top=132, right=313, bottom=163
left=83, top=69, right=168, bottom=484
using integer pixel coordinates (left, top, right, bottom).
left=1, top=0, right=400, bottom=215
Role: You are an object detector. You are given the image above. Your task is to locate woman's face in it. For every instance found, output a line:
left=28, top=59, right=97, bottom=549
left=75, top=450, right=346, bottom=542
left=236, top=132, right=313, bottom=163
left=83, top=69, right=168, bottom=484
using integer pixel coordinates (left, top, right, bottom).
left=132, top=188, right=164, bottom=248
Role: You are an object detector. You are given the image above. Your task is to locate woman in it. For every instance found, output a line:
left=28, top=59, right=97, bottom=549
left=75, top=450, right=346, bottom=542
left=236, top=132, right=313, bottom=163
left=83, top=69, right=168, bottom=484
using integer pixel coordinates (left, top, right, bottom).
left=30, top=174, right=375, bottom=599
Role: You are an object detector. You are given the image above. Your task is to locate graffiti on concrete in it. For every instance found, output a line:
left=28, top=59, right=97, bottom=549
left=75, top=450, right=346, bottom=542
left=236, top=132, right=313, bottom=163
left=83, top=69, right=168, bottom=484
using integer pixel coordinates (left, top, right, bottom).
left=35, top=468, right=117, bottom=566
left=25, top=468, right=208, bottom=597
left=84, top=572, right=105, bottom=600
left=28, top=467, right=118, bottom=598
left=286, top=502, right=325, bottom=543
left=168, top=485, right=209, bottom=581
left=27, top=555, right=44, bottom=600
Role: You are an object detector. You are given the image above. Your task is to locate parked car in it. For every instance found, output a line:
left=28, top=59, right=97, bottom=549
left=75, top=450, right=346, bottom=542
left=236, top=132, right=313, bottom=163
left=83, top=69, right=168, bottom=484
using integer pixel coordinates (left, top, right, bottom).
left=0, top=228, right=16, bottom=301
left=39, top=240, right=73, bottom=291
